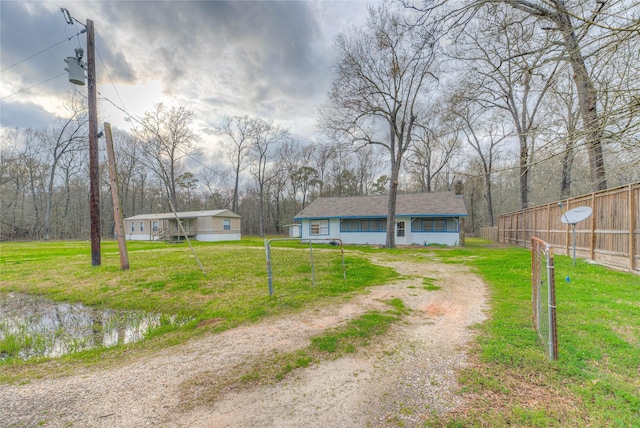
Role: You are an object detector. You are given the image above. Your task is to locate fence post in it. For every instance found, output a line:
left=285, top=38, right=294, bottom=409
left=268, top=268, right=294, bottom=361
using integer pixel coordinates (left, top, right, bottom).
left=265, top=238, right=274, bottom=296
left=629, top=184, right=636, bottom=271
left=309, top=240, right=316, bottom=287
left=546, top=244, right=558, bottom=361
left=590, top=193, right=596, bottom=260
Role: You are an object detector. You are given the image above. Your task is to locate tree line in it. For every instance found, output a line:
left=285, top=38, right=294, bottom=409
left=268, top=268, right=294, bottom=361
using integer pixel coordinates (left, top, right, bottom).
left=1, top=0, right=638, bottom=242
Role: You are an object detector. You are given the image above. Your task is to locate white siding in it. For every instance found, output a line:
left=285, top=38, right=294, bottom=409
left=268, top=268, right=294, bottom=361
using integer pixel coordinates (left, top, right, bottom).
left=300, top=216, right=462, bottom=246
left=196, top=233, right=241, bottom=242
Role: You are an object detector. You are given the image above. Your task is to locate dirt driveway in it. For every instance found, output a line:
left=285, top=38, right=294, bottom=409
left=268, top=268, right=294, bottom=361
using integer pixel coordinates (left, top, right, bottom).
left=1, top=254, right=488, bottom=427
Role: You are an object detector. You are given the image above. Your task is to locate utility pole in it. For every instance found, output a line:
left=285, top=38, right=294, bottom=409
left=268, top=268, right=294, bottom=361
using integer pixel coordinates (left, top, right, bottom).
left=104, top=122, right=129, bottom=270
left=62, top=10, right=100, bottom=266
left=87, top=19, right=101, bottom=266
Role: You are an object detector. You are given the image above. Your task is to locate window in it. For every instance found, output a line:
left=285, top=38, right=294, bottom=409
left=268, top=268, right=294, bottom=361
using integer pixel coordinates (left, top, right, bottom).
left=397, top=221, right=405, bottom=237
left=340, top=218, right=386, bottom=232
left=341, top=219, right=359, bottom=232
left=310, top=219, right=329, bottom=235
left=152, top=221, right=158, bottom=232
left=130, top=222, right=135, bottom=232
left=412, top=218, right=458, bottom=233
left=223, top=219, right=231, bottom=230
left=139, top=221, right=144, bottom=232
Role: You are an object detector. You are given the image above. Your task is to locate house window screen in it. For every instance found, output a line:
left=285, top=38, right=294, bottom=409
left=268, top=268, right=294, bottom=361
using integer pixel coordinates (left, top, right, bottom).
left=130, top=222, right=135, bottom=232
left=341, top=219, right=359, bottom=232
left=139, top=221, right=144, bottom=232
left=152, top=221, right=159, bottom=232
left=223, top=219, right=231, bottom=230
left=340, top=218, right=386, bottom=232
left=413, top=218, right=458, bottom=232
left=310, top=219, right=329, bottom=235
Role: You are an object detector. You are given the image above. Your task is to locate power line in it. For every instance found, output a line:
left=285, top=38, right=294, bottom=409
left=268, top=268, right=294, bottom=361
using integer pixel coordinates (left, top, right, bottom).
left=96, top=47, right=127, bottom=115
left=97, top=91, right=234, bottom=186
left=0, top=72, right=67, bottom=101
left=0, top=32, right=85, bottom=73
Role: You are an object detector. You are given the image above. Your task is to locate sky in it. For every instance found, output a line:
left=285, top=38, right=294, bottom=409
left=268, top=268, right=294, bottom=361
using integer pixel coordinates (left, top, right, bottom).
left=0, top=0, right=374, bottom=149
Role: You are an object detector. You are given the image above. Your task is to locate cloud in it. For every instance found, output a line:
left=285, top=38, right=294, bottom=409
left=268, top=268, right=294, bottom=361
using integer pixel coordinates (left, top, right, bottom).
left=1, top=0, right=373, bottom=141
left=0, top=100, right=61, bottom=130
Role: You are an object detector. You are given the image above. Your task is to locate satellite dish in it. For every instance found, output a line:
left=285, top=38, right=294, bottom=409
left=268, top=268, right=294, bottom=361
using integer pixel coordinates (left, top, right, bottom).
left=560, top=206, right=592, bottom=225
left=559, top=206, right=593, bottom=266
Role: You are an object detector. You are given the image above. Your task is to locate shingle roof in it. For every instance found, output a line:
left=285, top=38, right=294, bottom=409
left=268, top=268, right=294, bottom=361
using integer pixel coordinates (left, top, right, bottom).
left=294, top=192, right=466, bottom=219
left=124, top=209, right=240, bottom=221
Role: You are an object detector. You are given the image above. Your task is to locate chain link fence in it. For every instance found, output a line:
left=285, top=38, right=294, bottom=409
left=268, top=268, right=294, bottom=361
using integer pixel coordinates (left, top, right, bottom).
left=264, top=238, right=346, bottom=297
left=531, top=236, right=558, bottom=360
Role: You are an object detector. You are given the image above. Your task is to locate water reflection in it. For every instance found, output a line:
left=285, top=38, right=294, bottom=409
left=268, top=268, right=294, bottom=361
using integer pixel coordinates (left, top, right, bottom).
left=0, top=293, right=177, bottom=360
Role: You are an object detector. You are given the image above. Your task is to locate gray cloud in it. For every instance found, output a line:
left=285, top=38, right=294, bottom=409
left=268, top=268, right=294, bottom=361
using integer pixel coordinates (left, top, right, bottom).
left=1, top=0, right=372, bottom=137
left=0, top=100, right=60, bottom=130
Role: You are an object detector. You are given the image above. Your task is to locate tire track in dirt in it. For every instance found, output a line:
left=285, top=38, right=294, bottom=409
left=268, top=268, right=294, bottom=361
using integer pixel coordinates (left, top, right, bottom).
left=0, top=256, right=487, bottom=428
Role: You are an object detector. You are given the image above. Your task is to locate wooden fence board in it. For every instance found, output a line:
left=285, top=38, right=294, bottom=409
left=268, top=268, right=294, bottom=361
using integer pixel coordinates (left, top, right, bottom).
left=497, top=182, right=640, bottom=274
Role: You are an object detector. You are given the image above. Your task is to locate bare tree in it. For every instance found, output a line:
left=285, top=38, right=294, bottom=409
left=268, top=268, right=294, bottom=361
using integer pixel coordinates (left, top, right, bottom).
left=466, top=0, right=640, bottom=191
left=248, top=118, right=290, bottom=237
left=135, top=103, right=199, bottom=211
left=198, top=164, right=233, bottom=209
left=277, top=141, right=319, bottom=213
left=0, top=130, right=27, bottom=239
left=353, top=145, right=385, bottom=196
left=406, top=105, right=462, bottom=193
left=216, top=115, right=256, bottom=212
left=17, top=128, right=48, bottom=238
left=112, top=129, right=145, bottom=217
left=447, top=85, right=511, bottom=226
left=41, top=98, right=88, bottom=240
left=322, top=3, right=440, bottom=247
left=452, top=5, right=557, bottom=208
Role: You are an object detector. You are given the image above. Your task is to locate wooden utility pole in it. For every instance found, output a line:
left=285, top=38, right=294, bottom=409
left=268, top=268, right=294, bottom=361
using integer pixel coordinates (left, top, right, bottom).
left=87, top=19, right=101, bottom=266
left=104, top=122, right=130, bottom=270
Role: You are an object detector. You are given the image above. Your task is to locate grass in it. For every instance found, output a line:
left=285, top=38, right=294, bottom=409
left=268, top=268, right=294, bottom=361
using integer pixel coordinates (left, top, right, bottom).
left=184, top=298, right=408, bottom=405
left=423, top=238, right=640, bottom=427
left=0, top=238, right=398, bottom=379
left=422, top=277, right=441, bottom=291
left=2, top=237, right=639, bottom=426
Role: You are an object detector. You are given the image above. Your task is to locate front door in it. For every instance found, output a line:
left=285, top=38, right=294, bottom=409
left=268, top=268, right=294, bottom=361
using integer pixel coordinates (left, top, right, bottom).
left=396, top=221, right=406, bottom=245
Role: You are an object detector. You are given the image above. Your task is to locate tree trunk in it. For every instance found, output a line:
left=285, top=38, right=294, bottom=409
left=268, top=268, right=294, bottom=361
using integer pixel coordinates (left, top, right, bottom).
left=484, top=171, right=495, bottom=227
left=519, top=135, right=529, bottom=209
left=552, top=8, right=606, bottom=191
left=559, top=143, right=574, bottom=199
left=385, top=162, right=400, bottom=248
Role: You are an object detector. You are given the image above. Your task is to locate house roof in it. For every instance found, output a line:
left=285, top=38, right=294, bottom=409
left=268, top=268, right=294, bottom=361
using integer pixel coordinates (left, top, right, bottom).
left=294, top=192, right=466, bottom=219
left=124, top=209, right=240, bottom=221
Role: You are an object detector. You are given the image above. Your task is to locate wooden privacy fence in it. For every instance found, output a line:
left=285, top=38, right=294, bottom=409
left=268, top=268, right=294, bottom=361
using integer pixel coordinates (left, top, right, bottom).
left=479, top=226, right=498, bottom=242
left=498, top=182, right=640, bottom=274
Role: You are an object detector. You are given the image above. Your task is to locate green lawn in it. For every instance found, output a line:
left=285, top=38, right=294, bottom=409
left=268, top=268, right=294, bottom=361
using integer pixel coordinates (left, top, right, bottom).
left=0, top=237, right=398, bottom=378
left=426, top=239, right=640, bottom=427
left=1, top=237, right=638, bottom=426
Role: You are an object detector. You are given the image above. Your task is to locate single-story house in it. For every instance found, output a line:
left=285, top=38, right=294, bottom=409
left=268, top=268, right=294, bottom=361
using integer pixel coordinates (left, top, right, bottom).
left=293, top=192, right=466, bottom=246
left=124, top=209, right=241, bottom=242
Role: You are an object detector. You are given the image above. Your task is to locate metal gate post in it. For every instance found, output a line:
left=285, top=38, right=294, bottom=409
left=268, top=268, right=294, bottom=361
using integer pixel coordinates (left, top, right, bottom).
left=309, top=240, right=316, bottom=287
left=265, top=238, right=274, bottom=296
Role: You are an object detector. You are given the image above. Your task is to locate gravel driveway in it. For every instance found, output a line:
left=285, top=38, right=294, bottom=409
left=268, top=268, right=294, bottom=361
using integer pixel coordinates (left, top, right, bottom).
left=1, top=254, right=487, bottom=427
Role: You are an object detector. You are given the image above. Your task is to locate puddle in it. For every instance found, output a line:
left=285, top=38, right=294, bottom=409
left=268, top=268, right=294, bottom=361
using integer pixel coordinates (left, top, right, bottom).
left=0, top=293, right=184, bottom=361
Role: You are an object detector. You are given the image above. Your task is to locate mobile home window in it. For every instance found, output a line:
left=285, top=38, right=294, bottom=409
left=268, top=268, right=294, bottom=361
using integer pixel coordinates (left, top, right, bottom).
left=223, top=219, right=231, bottom=230
left=139, top=221, right=144, bottom=232
left=130, top=222, right=135, bottom=232
left=310, top=219, right=329, bottom=235
left=152, top=221, right=158, bottom=232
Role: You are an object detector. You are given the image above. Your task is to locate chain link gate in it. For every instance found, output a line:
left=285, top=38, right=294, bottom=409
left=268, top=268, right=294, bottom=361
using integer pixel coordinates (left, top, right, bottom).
left=264, top=238, right=346, bottom=296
